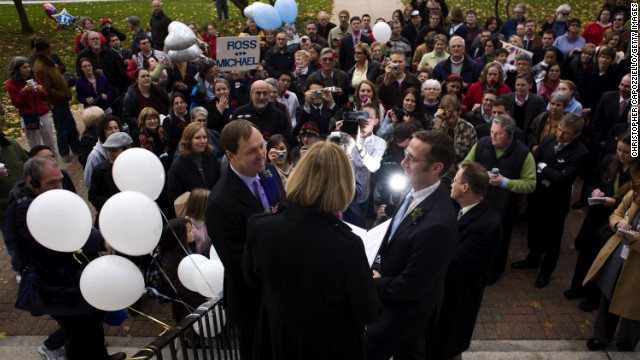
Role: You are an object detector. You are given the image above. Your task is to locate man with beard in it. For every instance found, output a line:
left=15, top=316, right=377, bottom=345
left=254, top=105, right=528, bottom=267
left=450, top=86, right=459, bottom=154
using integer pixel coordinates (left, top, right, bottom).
left=77, top=31, right=128, bottom=95
left=521, top=19, right=542, bottom=51
left=231, top=80, right=290, bottom=142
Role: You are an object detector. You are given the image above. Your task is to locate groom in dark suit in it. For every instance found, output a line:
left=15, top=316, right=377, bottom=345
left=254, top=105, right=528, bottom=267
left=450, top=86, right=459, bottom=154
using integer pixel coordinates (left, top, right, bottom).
left=429, top=162, right=502, bottom=359
left=367, top=130, right=458, bottom=360
left=206, top=119, right=284, bottom=360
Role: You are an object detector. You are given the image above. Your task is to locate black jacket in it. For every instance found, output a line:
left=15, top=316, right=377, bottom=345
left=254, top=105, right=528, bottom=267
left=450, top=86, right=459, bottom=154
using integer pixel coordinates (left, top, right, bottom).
left=167, top=152, right=221, bottom=204
left=243, top=204, right=379, bottom=359
left=149, top=10, right=172, bottom=49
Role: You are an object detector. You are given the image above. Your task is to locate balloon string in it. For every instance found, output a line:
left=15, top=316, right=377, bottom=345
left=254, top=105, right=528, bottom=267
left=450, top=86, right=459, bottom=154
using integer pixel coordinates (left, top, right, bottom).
left=126, top=306, right=172, bottom=336
left=128, top=346, right=159, bottom=359
left=158, top=207, right=218, bottom=298
left=72, top=250, right=90, bottom=265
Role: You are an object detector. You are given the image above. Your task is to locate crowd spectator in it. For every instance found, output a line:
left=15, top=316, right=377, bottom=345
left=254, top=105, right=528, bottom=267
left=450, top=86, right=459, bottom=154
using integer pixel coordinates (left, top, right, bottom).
left=317, top=11, right=336, bottom=39
left=125, top=16, right=150, bottom=55
left=75, top=58, right=113, bottom=113
left=339, top=17, right=373, bottom=72
left=84, top=115, right=121, bottom=189
left=328, top=10, right=352, bottom=49
left=553, top=18, right=587, bottom=57
left=32, top=37, right=80, bottom=162
left=6, top=56, right=55, bottom=151
left=122, top=68, right=170, bottom=131
left=501, top=4, right=527, bottom=37
left=149, top=0, right=171, bottom=50
left=540, top=4, right=572, bottom=38
left=501, top=73, right=547, bottom=133
left=583, top=8, right=613, bottom=45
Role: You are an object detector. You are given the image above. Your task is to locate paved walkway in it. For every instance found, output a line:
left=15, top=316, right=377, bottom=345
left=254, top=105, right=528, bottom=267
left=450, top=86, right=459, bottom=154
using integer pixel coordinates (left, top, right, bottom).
left=330, top=0, right=403, bottom=24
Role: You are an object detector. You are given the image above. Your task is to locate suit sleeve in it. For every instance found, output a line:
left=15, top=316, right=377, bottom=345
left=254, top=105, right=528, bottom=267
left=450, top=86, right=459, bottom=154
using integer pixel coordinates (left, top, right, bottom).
left=374, top=222, right=456, bottom=301
left=540, top=142, right=587, bottom=186
left=449, top=215, right=502, bottom=274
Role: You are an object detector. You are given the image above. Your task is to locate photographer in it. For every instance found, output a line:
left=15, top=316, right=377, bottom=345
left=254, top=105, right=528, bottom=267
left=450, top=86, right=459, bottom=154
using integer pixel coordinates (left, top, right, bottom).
left=295, top=80, right=338, bottom=136
left=376, top=87, right=427, bottom=140
left=267, top=134, right=294, bottom=187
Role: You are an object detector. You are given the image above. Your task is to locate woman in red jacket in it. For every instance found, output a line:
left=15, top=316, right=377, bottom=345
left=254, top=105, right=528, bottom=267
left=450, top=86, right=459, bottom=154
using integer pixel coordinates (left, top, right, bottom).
left=6, top=56, right=55, bottom=151
left=464, top=62, right=511, bottom=113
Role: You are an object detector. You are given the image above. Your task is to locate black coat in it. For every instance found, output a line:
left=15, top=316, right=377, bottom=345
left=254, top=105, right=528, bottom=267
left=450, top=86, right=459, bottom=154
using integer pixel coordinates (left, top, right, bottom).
left=591, top=90, right=630, bottom=144
left=167, top=152, right=221, bottom=204
left=367, top=184, right=457, bottom=358
left=231, top=102, right=291, bottom=142
left=347, top=60, right=382, bottom=84
left=338, top=34, right=373, bottom=72
left=500, top=92, right=547, bottom=137
left=206, top=164, right=284, bottom=358
left=429, top=199, right=502, bottom=359
left=243, top=204, right=379, bottom=360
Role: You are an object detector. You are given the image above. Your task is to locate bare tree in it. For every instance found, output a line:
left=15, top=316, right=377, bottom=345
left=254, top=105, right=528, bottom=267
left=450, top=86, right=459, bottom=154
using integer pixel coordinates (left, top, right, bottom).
left=14, top=0, right=34, bottom=34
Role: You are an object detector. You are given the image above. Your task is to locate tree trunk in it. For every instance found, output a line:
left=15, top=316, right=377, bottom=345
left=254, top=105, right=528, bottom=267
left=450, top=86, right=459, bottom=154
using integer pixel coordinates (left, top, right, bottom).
left=494, top=0, right=501, bottom=27
left=14, top=0, right=34, bottom=34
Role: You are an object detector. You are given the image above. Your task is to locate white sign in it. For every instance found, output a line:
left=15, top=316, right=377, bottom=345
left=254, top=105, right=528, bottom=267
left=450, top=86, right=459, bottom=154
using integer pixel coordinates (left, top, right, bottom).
left=216, top=36, right=261, bottom=71
left=502, top=43, right=533, bottom=65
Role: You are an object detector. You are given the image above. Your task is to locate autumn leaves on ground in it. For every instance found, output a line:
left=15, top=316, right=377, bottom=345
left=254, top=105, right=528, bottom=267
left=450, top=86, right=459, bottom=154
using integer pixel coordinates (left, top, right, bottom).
left=0, top=0, right=599, bottom=139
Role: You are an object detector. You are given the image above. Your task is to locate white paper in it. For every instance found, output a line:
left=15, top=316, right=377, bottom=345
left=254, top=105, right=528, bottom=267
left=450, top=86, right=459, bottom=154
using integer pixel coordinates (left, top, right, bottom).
left=344, top=220, right=391, bottom=267
left=621, top=244, right=630, bottom=260
left=588, top=197, right=608, bottom=206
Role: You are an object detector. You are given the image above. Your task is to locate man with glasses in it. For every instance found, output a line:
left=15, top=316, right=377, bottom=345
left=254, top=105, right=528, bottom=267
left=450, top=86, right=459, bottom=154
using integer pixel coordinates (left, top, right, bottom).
left=521, top=19, right=542, bottom=51
left=306, top=48, right=351, bottom=106
left=77, top=31, right=129, bottom=95
left=338, top=16, right=373, bottom=72
left=376, top=50, right=421, bottom=110
left=231, top=80, right=291, bottom=142
left=125, top=34, right=166, bottom=80
left=361, top=14, right=372, bottom=37
left=501, top=4, right=527, bottom=37
left=388, top=20, right=412, bottom=59
left=464, top=115, right=535, bottom=285
left=432, top=36, right=482, bottom=91
left=265, top=32, right=294, bottom=78
left=611, top=13, right=630, bottom=44
left=367, top=130, right=457, bottom=360
left=553, top=18, right=586, bottom=57
left=328, top=9, right=352, bottom=50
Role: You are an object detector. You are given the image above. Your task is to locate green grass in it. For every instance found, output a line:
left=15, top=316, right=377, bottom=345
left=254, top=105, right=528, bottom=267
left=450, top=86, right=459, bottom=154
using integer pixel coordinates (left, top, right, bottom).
left=0, top=0, right=332, bottom=136
left=0, top=0, right=602, bottom=137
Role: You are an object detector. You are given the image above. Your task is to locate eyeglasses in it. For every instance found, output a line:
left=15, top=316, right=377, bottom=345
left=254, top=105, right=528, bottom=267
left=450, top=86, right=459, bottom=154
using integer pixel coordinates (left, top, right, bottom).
left=320, top=57, right=334, bottom=62
left=354, top=51, right=363, bottom=55
left=404, top=149, right=427, bottom=164
left=614, top=18, right=624, bottom=21
left=560, top=12, right=570, bottom=16
left=569, top=23, right=580, bottom=27
left=139, top=41, right=150, bottom=45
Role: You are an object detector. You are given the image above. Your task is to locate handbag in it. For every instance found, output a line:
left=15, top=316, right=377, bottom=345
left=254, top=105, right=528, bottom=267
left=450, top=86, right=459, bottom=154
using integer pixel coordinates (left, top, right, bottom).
left=15, top=262, right=93, bottom=317
left=22, top=89, right=40, bottom=130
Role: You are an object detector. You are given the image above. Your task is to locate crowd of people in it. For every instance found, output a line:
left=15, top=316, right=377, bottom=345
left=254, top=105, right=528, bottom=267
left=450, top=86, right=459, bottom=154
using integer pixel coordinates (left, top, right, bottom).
left=1, top=0, right=638, bottom=358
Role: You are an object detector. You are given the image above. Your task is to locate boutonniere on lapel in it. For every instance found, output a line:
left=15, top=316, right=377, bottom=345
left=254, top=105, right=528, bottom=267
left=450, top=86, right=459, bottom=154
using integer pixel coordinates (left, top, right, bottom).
left=411, top=208, right=424, bottom=224
left=264, top=204, right=279, bottom=214
left=262, top=169, right=273, bottom=178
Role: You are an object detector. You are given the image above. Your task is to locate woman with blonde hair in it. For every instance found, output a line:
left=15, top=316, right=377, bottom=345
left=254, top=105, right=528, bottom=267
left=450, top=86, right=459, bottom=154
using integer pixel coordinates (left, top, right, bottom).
left=134, top=107, right=169, bottom=157
left=348, top=42, right=382, bottom=87
left=243, top=141, right=378, bottom=359
left=167, top=122, right=220, bottom=204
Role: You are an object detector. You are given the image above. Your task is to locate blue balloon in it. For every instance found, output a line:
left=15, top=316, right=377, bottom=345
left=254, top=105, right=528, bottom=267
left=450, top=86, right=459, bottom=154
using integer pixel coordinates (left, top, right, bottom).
left=253, top=4, right=282, bottom=30
left=274, top=0, right=298, bottom=24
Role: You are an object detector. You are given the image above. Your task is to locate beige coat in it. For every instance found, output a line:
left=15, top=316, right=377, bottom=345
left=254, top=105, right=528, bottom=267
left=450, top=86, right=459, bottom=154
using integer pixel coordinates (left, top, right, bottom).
left=584, top=190, right=640, bottom=321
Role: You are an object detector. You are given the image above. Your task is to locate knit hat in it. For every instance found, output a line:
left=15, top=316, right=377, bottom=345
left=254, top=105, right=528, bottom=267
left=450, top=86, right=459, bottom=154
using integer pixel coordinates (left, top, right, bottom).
left=125, top=16, right=141, bottom=26
left=298, top=121, right=320, bottom=137
left=101, top=18, right=112, bottom=27
left=31, top=37, right=52, bottom=56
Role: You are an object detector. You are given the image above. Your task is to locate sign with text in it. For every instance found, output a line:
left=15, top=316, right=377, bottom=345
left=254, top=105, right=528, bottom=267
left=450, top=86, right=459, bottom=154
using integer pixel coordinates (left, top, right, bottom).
left=216, top=36, right=261, bottom=71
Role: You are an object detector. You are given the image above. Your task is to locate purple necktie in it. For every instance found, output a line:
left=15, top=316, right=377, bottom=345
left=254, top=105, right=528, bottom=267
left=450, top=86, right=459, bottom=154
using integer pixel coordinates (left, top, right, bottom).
left=253, top=178, right=270, bottom=211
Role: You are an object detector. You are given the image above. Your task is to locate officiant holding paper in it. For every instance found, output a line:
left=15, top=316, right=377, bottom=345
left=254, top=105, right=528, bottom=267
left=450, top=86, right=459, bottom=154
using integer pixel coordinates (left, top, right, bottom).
left=242, top=141, right=379, bottom=360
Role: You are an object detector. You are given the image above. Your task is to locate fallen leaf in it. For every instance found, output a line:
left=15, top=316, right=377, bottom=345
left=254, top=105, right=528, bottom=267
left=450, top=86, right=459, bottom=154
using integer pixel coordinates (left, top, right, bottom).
left=543, top=321, right=553, bottom=328
left=531, top=301, right=542, bottom=309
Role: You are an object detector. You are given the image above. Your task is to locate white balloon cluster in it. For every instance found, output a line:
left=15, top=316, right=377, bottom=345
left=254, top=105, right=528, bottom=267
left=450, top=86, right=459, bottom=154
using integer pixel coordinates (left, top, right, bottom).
left=163, top=21, right=204, bottom=62
left=26, top=148, right=167, bottom=312
left=177, top=249, right=224, bottom=299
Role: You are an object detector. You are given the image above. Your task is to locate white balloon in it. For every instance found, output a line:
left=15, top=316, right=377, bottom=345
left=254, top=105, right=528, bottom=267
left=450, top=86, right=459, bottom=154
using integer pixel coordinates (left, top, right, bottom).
left=80, top=255, right=145, bottom=311
left=192, top=259, right=225, bottom=298
left=209, top=245, right=220, bottom=261
left=244, top=2, right=267, bottom=20
left=99, top=191, right=163, bottom=256
left=372, top=22, right=392, bottom=44
left=168, top=44, right=203, bottom=62
left=164, top=21, right=197, bottom=52
left=193, top=309, right=226, bottom=337
left=26, top=189, right=92, bottom=252
left=112, top=148, right=165, bottom=200
left=178, top=254, right=208, bottom=292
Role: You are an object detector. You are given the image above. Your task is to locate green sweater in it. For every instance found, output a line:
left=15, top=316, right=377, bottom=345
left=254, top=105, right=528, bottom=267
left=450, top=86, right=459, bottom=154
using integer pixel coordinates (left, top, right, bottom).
left=463, top=143, right=536, bottom=194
